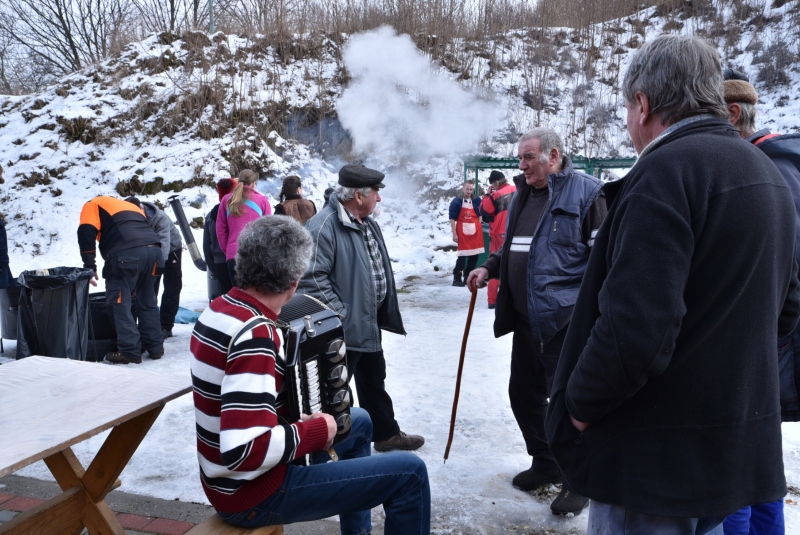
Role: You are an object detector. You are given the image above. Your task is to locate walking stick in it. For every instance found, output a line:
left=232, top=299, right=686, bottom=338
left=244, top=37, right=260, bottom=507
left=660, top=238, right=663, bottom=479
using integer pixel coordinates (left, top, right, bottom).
left=444, top=284, right=478, bottom=463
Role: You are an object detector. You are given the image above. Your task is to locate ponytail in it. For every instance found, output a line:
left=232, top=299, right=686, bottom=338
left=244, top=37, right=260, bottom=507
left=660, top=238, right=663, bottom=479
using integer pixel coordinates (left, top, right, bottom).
left=227, top=169, right=257, bottom=217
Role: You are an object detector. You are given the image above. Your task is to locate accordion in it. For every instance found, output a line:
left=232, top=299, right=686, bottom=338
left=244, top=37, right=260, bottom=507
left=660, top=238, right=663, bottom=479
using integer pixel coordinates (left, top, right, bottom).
left=278, top=293, right=352, bottom=463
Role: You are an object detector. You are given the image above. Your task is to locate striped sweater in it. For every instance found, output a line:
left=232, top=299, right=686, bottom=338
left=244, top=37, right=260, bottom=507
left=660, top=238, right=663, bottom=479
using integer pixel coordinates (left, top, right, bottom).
left=190, top=288, right=329, bottom=512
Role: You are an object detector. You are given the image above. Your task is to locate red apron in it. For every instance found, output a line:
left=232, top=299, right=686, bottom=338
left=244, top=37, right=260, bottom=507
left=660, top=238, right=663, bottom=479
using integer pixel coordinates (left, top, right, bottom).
left=456, top=199, right=484, bottom=256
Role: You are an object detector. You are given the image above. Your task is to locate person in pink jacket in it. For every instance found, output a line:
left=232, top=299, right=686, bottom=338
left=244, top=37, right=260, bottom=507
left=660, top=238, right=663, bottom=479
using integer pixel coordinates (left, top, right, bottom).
left=216, top=169, right=272, bottom=286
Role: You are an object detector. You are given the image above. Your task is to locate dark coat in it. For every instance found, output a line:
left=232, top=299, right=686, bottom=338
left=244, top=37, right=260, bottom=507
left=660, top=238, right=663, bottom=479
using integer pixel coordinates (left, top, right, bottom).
left=545, top=117, right=800, bottom=518
left=481, top=158, right=603, bottom=344
left=297, top=193, right=405, bottom=352
left=755, top=133, right=800, bottom=421
left=0, top=218, right=14, bottom=288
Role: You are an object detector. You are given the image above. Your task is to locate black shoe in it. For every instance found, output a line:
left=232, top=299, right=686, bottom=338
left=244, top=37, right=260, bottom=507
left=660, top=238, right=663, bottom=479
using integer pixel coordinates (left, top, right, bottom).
left=550, top=486, right=590, bottom=516
left=488, top=303, right=496, bottom=309
left=374, top=431, right=425, bottom=452
left=147, top=348, right=164, bottom=360
left=162, top=329, right=173, bottom=339
left=452, top=272, right=463, bottom=287
left=512, top=463, right=562, bottom=492
left=104, top=351, right=141, bottom=365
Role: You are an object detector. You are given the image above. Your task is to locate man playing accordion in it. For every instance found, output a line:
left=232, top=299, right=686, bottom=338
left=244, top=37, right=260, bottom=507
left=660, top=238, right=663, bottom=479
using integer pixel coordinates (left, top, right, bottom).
left=190, top=216, right=430, bottom=534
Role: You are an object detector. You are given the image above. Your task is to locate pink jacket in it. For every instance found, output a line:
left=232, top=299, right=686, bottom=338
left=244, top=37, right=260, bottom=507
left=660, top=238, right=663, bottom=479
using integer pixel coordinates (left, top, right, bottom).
left=216, top=186, right=272, bottom=260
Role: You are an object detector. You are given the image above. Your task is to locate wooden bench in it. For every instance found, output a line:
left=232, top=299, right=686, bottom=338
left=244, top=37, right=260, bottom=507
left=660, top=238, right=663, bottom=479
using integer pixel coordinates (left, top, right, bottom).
left=186, top=513, right=284, bottom=534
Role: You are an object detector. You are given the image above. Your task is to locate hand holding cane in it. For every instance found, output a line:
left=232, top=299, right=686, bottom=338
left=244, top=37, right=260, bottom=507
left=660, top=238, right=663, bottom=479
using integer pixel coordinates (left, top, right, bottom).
left=444, top=284, right=478, bottom=463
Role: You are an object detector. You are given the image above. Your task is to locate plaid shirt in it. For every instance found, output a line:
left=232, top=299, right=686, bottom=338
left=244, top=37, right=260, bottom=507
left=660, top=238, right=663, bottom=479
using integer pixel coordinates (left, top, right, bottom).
left=346, top=210, right=387, bottom=307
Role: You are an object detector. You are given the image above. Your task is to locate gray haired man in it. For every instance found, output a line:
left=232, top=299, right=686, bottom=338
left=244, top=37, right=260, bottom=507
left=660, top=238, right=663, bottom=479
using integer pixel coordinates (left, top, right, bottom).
left=298, top=164, right=424, bottom=452
left=545, top=35, right=800, bottom=534
left=468, top=128, right=606, bottom=515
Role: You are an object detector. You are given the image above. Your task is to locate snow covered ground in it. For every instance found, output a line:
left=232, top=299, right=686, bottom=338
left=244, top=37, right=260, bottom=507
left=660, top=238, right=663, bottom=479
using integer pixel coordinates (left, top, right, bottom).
left=3, top=224, right=800, bottom=533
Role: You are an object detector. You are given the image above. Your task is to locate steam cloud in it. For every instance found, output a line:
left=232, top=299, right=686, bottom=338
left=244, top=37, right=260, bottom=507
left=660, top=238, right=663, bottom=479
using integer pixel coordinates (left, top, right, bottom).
left=336, top=26, right=504, bottom=161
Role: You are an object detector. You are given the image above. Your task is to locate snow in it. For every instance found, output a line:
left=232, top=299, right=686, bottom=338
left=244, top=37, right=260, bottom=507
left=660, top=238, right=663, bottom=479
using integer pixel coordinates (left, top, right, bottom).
left=1, top=0, right=800, bottom=531
left=4, top=203, right=800, bottom=533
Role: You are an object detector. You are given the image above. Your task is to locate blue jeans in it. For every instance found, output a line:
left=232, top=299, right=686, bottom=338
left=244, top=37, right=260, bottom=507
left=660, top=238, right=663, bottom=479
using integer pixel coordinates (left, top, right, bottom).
left=723, top=500, right=784, bottom=535
left=219, top=408, right=430, bottom=535
left=588, top=501, right=725, bottom=535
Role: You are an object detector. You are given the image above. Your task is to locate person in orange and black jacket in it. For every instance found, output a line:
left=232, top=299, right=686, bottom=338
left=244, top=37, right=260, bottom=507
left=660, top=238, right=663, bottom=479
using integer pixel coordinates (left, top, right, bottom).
left=78, top=196, right=164, bottom=365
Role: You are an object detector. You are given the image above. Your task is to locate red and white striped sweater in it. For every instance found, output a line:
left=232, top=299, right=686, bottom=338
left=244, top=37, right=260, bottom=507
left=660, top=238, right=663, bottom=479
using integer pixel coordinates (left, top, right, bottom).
left=189, top=288, right=328, bottom=512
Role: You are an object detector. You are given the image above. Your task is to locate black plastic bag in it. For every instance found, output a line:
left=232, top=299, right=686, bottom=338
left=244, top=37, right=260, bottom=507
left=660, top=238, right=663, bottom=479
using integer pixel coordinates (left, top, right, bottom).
left=16, top=267, right=94, bottom=361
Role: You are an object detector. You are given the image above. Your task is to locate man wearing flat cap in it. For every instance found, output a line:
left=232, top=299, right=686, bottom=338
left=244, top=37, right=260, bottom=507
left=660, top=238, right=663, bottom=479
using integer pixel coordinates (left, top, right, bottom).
left=298, top=164, right=425, bottom=452
left=723, top=68, right=800, bottom=534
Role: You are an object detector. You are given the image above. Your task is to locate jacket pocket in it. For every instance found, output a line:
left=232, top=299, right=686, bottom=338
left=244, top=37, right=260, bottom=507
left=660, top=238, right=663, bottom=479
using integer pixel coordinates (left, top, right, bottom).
left=549, top=205, right=581, bottom=248
left=113, top=256, right=139, bottom=279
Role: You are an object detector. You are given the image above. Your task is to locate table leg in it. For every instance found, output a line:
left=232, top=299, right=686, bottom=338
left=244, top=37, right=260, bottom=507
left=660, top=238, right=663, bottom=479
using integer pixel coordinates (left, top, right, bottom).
left=0, top=405, right=166, bottom=535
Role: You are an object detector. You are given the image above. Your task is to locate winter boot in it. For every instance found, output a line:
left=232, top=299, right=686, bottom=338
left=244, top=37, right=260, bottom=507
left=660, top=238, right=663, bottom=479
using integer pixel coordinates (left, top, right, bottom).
left=550, top=485, right=590, bottom=516
left=512, top=462, right=562, bottom=492
left=452, top=271, right=464, bottom=287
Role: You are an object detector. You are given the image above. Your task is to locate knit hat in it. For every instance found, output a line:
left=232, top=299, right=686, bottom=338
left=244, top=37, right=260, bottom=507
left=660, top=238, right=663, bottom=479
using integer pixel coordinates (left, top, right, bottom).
left=216, top=178, right=237, bottom=201
left=723, top=68, right=758, bottom=105
left=488, top=170, right=505, bottom=184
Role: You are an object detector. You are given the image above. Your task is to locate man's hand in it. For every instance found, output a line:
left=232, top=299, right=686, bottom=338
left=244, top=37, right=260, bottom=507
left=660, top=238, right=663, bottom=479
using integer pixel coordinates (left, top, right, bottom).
left=452, top=230, right=458, bottom=243
left=570, top=414, right=590, bottom=432
left=466, top=267, right=489, bottom=292
left=89, top=271, right=98, bottom=287
left=302, top=412, right=337, bottom=450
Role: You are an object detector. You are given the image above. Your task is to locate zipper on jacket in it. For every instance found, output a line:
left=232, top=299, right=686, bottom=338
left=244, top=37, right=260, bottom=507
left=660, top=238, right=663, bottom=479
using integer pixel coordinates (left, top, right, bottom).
left=528, top=181, right=553, bottom=348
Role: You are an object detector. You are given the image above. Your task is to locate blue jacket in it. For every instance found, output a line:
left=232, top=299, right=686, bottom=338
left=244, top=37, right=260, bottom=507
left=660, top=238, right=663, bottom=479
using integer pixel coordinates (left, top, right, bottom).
left=482, top=157, right=603, bottom=345
left=754, top=132, right=800, bottom=422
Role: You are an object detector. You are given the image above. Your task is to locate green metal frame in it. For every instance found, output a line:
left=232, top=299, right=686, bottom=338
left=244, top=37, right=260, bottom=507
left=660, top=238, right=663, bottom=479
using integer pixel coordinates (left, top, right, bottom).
left=461, top=154, right=637, bottom=184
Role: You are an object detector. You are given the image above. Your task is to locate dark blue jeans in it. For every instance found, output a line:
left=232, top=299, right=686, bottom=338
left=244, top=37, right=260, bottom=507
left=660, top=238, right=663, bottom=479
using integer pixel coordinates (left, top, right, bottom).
left=218, top=409, right=430, bottom=535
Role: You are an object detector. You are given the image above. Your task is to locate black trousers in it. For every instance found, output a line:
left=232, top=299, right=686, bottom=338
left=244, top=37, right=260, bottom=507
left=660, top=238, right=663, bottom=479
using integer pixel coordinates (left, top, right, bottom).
left=153, top=249, right=182, bottom=330
left=346, top=349, right=401, bottom=442
left=215, top=262, right=234, bottom=295
left=227, top=259, right=238, bottom=288
left=105, top=246, right=163, bottom=362
left=509, top=314, right=567, bottom=476
left=453, top=255, right=479, bottom=279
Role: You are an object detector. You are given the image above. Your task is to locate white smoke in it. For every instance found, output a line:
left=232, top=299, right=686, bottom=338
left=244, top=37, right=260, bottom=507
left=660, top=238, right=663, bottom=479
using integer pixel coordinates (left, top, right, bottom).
left=336, top=26, right=504, bottom=161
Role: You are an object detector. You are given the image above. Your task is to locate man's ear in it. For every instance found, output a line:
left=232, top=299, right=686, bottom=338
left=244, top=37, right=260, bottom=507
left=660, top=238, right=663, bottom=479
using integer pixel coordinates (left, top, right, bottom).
left=727, top=102, right=742, bottom=127
left=549, top=148, right=560, bottom=167
left=634, top=91, right=650, bottom=126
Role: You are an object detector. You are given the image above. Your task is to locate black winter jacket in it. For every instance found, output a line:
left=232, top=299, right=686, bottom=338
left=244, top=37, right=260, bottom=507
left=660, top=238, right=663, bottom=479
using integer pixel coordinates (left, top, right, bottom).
left=546, top=117, right=800, bottom=518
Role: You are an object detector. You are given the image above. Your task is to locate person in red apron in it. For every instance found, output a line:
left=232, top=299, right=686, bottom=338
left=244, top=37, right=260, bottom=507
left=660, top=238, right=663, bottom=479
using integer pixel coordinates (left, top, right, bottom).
left=448, top=182, right=483, bottom=286
left=480, top=171, right=516, bottom=308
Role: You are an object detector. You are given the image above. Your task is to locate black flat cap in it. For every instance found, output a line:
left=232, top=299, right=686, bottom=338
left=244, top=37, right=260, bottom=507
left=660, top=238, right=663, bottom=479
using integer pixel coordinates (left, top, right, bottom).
left=338, top=164, right=385, bottom=188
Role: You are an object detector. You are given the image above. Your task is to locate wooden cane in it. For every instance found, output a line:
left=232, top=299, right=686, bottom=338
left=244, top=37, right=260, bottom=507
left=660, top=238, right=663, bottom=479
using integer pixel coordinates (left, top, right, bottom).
left=444, top=284, right=478, bottom=463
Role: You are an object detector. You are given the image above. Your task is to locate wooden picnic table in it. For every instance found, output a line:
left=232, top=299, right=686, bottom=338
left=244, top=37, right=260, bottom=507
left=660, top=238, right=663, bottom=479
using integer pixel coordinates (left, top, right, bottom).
left=0, top=356, right=191, bottom=535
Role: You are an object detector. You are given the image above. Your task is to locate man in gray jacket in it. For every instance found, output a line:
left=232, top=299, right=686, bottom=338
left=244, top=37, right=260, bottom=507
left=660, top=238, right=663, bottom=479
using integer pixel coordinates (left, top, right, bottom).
left=125, top=197, right=183, bottom=339
left=298, top=164, right=424, bottom=452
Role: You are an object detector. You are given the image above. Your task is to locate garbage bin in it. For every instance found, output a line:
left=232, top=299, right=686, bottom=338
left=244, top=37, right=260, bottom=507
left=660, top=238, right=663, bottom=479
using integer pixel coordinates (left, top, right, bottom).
left=17, top=267, right=94, bottom=361
left=87, top=292, right=117, bottom=362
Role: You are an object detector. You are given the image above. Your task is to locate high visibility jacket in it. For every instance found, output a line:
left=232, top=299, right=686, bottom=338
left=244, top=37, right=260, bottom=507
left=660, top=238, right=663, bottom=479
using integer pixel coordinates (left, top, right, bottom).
left=78, top=196, right=160, bottom=271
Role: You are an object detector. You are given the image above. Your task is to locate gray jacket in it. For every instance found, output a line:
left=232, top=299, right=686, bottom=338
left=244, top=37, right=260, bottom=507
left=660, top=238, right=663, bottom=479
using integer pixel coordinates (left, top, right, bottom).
left=142, top=201, right=182, bottom=261
left=298, top=193, right=405, bottom=352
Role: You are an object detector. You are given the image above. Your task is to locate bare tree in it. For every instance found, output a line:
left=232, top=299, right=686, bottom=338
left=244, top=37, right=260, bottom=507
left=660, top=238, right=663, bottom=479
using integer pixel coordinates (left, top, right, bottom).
left=0, top=0, right=129, bottom=75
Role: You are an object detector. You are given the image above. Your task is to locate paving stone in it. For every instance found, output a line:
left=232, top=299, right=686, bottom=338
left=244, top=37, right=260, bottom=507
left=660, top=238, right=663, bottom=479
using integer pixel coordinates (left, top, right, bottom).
left=0, top=493, right=14, bottom=505
left=117, top=512, right=156, bottom=530
left=3, top=496, right=45, bottom=511
left=141, top=517, right=195, bottom=535
left=0, top=509, right=19, bottom=522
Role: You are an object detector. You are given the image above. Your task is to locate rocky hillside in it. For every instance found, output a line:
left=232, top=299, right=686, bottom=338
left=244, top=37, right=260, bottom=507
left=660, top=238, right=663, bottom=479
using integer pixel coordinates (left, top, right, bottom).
left=0, top=0, right=798, bottom=260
